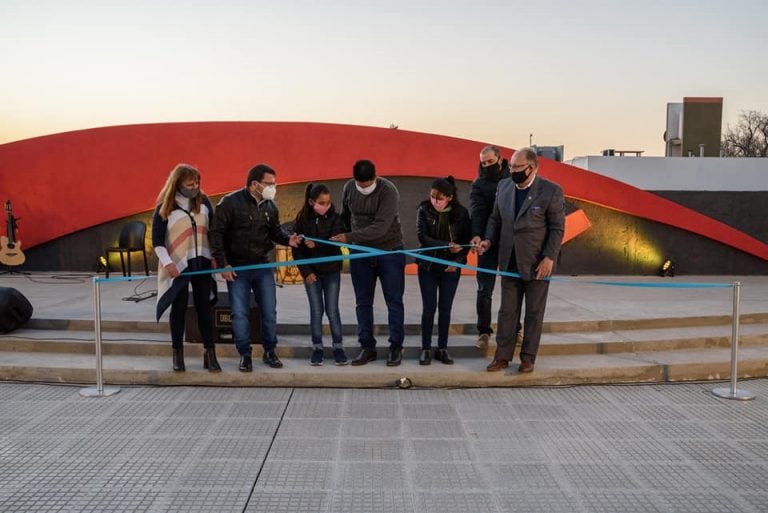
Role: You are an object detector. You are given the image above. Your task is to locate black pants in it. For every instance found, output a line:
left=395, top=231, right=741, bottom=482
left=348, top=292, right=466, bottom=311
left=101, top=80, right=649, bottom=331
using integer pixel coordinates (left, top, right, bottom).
left=494, top=276, right=550, bottom=363
left=169, top=275, right=215, bottom=349
left=475, top=248, right=499, bottom=335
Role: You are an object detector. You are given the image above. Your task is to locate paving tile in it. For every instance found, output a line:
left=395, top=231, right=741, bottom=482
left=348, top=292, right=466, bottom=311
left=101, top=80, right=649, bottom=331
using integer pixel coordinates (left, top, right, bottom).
left=412, top=462, right=488, bottom=490
left=268, top=438, right=338, bottom=461
left=339, top=438, right=406, bottom=461
left=198, top=436, right=271, bottom=460
left=631, top=463, right=714, bottom=490
left=559, top=463, right=640, bottom=489
left=254, top=461, right=334, bottom=490
left=245, top=491, right=331, bottom=513
left=656, top=491, right=755, bottom=513
left=414, top=491, right=501, bottom=513
left=495, top=490, right=582, bottom=513
left=336, top=461, right=409, bottom=489
left=484, top=462, right=559, bottom=490
left=328, top=490, right=415, bottom=513
left=577, top=491, right=667, bottom=513
left=407, top=438, right=473, bottom=462
left=342, top=419, right=401, bottom=438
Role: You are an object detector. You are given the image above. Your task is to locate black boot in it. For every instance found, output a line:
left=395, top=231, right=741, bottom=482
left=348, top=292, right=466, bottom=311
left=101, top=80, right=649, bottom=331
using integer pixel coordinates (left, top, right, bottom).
left=239, top=355, right=253, bottom=372
left=419, top=349, right=432, bottom=365
left=203, top=347, right=221, bottom=372
left=172, top=348, right=185, bottom=372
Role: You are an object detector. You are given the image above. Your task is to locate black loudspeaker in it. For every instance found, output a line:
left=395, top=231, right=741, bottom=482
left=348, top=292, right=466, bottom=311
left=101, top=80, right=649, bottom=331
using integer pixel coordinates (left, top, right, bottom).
left=0, top=287, right=33, bottom=333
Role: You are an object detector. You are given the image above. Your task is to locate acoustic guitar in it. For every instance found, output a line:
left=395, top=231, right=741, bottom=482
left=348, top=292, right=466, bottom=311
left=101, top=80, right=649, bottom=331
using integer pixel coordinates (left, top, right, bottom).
left=0, top=200, right=26, bottom=266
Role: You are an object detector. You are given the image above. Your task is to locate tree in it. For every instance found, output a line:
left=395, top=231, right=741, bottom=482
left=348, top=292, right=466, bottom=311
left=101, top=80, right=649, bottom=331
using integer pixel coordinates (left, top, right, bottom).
left=721, top=110, right=768, bottom=157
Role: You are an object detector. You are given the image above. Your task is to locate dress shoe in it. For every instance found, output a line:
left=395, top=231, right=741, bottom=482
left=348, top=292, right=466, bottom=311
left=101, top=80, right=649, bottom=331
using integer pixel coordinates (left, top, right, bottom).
left=351, top=349, right=377, bottom=366
left=419, top=349, right=432, bottom=365
left=475, top=333, right=490, bottom=349
left=172, top=348, right=185, bottom=372
left=386, top=346, right=403, bottom=367
left=434, top=348, right=454, bottom=365
left=486, top=358, right=509, bottom=372
left=238, top=355, right=253, bottom=372
left=203, top=347, right=221, bottom=372
left=263, top=351, right=284, bottom=368
left=518, top=361, right=534, bottom=373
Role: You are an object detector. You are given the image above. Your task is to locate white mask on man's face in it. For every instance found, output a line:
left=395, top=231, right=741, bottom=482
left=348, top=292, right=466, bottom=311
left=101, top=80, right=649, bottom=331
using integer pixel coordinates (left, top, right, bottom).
left=260, top=184, right=277, bottom=201
left=355, top=181, right=377, bottom=196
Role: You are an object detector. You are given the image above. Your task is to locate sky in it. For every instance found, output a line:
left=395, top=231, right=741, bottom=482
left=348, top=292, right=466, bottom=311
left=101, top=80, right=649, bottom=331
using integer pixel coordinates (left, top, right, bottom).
left=1, top=0, right=767, bottom=159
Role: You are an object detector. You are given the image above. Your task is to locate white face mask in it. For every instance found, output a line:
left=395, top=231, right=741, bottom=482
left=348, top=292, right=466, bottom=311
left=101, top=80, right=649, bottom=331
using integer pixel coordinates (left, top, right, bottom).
left=355, top=181, right=377, bottom=196
left=260, top=184, right=277, bottom=201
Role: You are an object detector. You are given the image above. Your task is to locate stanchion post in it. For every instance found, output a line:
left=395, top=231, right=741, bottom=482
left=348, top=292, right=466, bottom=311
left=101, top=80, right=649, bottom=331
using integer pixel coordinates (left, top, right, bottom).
left=712, top=281, right=754, bottom=401
left=80, top=277, right=120, bottom=397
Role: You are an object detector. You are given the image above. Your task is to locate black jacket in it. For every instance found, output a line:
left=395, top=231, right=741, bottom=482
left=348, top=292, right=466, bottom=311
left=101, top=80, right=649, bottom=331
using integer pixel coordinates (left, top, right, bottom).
left=469, top=158, right=510, bottom=238
left=416, top=200, right=472, bottom=271
left=292, top=206, right=346, bottom=278
left=209, top=188, right=290, bottom=267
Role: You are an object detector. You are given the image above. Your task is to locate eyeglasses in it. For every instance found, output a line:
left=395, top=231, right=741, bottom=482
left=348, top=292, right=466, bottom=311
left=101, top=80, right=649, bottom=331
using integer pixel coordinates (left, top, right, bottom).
left=511, top=164, right=531, bottom=172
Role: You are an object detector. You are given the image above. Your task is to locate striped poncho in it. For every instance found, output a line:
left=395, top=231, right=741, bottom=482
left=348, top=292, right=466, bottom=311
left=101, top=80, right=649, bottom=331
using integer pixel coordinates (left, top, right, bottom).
left=152, top=194, right=217, bottom=320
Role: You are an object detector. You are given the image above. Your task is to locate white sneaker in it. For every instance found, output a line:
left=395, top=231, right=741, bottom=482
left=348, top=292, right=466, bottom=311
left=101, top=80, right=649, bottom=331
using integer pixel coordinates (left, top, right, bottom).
left=475, top=333, right=490, bottom=349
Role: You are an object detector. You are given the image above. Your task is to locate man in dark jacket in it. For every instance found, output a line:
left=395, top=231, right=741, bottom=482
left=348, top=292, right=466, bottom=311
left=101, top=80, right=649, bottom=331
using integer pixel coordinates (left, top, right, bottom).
left=469, top=145, right=511, bottom=349
left=209, top=164, right=299, bottom=372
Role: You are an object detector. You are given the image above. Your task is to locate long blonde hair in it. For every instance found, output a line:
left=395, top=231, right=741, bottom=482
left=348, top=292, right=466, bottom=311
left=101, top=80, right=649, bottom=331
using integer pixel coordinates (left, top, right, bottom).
left=156, top=164, right=203, bottom=220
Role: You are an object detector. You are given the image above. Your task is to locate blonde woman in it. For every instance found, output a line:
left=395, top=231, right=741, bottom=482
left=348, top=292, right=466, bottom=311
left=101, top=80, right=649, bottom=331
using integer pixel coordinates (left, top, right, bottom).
left=152, top=164, right=220, bottom=372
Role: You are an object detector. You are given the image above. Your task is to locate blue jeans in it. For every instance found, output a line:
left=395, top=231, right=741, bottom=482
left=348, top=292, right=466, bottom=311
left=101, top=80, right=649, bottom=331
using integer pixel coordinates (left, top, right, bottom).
left=226, top=268, right=278, bottom=355
left=418, top=266, right=461, bottom=349
left=304, top=271, right=343, bottom=349
left=350, top=250, right=405, bottom=349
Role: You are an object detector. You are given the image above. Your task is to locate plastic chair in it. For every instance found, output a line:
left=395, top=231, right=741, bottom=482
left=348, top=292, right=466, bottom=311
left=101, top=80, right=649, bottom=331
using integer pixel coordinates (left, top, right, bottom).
left=105, top=221, right=149, bottom=278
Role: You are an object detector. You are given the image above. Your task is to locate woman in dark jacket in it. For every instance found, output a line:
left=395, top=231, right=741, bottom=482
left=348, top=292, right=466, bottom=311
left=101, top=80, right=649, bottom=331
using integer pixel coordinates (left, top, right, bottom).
left=416, top=176, right=472, bottom=365
left=292, top=183, right=349, bottom=366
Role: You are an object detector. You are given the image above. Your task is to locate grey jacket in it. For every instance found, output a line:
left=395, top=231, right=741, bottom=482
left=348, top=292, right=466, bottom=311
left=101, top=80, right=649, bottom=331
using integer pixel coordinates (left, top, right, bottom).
left=484, top=176, right=565, bottom=280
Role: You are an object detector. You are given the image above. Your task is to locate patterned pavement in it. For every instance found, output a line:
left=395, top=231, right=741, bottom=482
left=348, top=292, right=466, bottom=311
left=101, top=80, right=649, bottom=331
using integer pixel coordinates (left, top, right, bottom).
left=1, top=380, right=767, bottom=512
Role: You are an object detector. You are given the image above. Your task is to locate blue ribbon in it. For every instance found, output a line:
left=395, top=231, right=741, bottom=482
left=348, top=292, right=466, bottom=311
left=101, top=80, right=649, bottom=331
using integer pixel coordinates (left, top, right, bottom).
left=96, top=236, right=732, bottom=289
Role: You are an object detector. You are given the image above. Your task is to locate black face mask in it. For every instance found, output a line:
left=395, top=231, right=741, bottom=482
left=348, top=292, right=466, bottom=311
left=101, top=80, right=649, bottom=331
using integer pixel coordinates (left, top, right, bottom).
left=510, top=166, right=531, bottom=184
left=482, top=162, right=501, bottom=177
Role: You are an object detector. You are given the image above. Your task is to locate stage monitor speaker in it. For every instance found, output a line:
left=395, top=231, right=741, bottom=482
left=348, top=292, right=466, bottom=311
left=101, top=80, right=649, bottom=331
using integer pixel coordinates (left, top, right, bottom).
left=0, top=287, right=33, bottom=333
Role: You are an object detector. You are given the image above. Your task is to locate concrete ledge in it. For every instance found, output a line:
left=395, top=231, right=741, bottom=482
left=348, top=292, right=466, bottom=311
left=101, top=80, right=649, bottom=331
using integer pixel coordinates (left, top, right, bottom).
left=2, top=347, right=767, bottom=388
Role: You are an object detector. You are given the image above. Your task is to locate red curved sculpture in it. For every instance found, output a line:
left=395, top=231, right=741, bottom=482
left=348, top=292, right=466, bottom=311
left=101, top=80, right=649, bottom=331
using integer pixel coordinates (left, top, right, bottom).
left=0, top=121, right=766, bottom=261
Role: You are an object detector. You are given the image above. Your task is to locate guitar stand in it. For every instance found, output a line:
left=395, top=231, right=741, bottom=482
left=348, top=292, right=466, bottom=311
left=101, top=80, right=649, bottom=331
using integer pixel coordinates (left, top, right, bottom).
left=0, top=266, right=30, bottom=276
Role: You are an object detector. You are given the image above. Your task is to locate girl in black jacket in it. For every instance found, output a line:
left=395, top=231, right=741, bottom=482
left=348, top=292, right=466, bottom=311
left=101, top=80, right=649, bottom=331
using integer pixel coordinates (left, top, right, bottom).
left=416, top=176, right=471, bottom=365
left=292, top=183, right=349, bottom=366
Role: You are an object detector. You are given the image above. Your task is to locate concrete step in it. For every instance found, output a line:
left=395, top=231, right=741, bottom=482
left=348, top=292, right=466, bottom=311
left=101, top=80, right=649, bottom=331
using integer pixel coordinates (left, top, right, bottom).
left=3, top=324, right=768, bottom=359
left=1, top=346, right=767, bottom=388
left=22, top=312, right=768, bottom=334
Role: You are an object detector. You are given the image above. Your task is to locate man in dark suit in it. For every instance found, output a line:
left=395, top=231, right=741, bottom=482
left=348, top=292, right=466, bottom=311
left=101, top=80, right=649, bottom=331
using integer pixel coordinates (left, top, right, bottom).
left=478, top=147, right=564, bottom=373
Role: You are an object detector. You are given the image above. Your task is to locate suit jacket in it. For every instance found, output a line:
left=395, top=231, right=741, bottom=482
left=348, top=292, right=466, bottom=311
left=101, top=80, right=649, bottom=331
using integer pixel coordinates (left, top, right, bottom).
left=484, top=176, right=565, bottom=280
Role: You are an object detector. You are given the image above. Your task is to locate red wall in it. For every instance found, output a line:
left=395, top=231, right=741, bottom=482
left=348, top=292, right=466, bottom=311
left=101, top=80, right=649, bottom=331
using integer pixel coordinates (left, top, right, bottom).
left=1, top=121, right=766, bottom=261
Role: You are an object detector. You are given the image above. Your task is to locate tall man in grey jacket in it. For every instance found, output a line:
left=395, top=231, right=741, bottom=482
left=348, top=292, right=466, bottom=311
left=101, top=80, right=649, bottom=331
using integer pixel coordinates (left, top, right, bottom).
left=331, top=160, right=406, bottom=366
left=478, top=148, right=564, bottom=373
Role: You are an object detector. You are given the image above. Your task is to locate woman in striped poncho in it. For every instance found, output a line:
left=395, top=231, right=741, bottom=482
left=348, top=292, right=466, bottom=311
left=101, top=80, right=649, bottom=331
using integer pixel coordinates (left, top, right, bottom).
left=152, top=164, right=220, bottom=372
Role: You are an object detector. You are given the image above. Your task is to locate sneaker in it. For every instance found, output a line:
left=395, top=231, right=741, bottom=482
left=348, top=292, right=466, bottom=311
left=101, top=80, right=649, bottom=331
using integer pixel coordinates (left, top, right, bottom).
left=333, top=348, right=349, bottom=366
left=475, top=333, right=490, bottom=349
left=310, top=348, right=324, bottom=366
